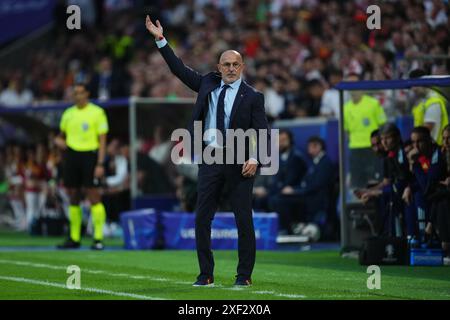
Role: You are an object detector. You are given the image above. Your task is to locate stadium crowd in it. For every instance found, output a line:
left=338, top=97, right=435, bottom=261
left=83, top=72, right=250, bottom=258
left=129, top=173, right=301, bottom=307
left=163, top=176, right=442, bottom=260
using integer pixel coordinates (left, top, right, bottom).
left=0, top=136, right=131, bottom=237
left=0, top=1, right=450, bottom=247
left=0, top=0, right=449, bottom=120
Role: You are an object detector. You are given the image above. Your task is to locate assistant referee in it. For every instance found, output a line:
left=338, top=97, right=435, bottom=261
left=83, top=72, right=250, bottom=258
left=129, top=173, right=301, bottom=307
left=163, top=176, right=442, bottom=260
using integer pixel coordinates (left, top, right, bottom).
left=56, top=83, right=108, bottom=250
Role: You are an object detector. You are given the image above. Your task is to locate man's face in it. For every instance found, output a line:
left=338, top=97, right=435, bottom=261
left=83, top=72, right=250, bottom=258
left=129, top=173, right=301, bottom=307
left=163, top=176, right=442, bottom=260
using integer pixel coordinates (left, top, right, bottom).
left=278, top=132, right=291, bottom=153
left=73, top=85, right=89, bottom=105
left=218, top=50, right=244, bottom=84
left=411, top=132, right=429, bottom=154
left=442, top=129, right=450, bottom=150
left=346, top=75, right=363, bottom=102
left=412, top=86, right=426, bottom=98
left=307, top=142, right=321, bottom=158
left=371, top=135, right=384, bottom=155
left=381, top=133, right=397, bottom=152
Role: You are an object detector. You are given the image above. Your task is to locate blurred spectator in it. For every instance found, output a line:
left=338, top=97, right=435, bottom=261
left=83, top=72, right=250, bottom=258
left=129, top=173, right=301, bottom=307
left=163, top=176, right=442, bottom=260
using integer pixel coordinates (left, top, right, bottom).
left=426, top=124, right=450, bottom=264
left=5, top=144, right=26, bottom=230
left=263, top=78, right=285, bottom=121
left=369, top=129, right=386, bottom=185
left=0, top=151, right=10, bottom=224
left=89, top=57, right=130, bottom=100
left=272, top=136, right=335, bottom=236
left=300, top=79, right=325, bottom=117
left=320, top=68, right=344, bottom=118
left=405, top=126, right=447, bottom=244
left=253, top=129, right=307, bottom=212
left=409, top=69, right=449, bottom=146
left=0, top=79, right=33, bottom=107
left=358, top=124, right=412, bottom=236
left=23, top=144, right=49, bottom=233
left=102, top=138, right=130, bottom=223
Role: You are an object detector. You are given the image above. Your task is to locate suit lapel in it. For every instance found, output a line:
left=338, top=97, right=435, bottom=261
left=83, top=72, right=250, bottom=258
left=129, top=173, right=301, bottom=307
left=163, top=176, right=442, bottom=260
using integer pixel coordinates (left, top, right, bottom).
left=229, top=81, right=247, bottom=127
left=197, top=74, right=221, bottom=119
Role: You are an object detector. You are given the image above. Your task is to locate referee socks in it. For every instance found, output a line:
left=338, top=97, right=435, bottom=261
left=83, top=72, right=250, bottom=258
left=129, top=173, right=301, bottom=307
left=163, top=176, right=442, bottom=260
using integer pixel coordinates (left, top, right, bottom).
left=69, top=205, right=82, bottom=242
left=91, top=202, right=106, bottom=241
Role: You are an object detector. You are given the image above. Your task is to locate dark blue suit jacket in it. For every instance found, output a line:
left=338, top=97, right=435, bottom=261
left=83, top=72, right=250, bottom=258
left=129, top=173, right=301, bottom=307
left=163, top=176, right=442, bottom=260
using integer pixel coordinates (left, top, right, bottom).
left=158, top=42, right=269, bottom=163
left=295, top=153, right=335, bottom=215
left=271, top=148, right=307, bottom=194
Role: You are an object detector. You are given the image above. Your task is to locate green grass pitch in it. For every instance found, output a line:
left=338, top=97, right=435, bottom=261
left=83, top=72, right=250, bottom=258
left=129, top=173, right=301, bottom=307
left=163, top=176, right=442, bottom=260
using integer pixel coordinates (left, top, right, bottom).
left=0, top=229, right=449, bottom=300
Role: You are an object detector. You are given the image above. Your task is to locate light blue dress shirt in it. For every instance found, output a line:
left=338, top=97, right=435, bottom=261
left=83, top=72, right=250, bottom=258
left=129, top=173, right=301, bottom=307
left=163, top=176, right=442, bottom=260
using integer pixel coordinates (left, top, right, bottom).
left=204, top=78, right=242, bottom=145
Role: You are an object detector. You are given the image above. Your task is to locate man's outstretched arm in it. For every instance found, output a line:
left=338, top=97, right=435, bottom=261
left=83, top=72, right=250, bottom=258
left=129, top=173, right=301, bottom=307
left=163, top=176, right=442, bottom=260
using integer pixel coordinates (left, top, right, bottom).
left=145, top=15, right=202, bottom=92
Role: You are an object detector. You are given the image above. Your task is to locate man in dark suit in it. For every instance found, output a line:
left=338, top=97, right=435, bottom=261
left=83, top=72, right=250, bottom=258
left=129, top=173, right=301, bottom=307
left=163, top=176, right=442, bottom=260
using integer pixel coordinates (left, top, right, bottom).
left=146, top=16, right=269, bottom=287
left=272, top=136, right=335, bottom=235
left=254, top=129, right=306, bottom=211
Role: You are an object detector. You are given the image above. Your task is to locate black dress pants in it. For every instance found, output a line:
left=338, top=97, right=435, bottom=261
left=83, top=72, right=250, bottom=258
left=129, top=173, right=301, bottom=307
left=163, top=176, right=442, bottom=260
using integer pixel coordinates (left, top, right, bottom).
left=195, top=160, right=255, bottom=279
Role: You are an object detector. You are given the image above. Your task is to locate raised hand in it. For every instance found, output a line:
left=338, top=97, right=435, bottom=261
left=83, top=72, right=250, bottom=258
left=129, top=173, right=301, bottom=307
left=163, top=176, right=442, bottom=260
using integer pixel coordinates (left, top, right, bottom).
left=145, top=15, right=163, bottom=40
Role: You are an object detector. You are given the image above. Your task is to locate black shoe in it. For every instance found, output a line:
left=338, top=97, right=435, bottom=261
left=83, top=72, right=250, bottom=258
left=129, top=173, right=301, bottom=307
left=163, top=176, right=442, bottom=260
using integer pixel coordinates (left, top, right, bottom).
left=193, top=276, right=214, bottom=287
left=91, top=240, right=104, bottom=250
left=234, top=276, right=252, bottom=286
left=57, top=239, right=80, bottom=249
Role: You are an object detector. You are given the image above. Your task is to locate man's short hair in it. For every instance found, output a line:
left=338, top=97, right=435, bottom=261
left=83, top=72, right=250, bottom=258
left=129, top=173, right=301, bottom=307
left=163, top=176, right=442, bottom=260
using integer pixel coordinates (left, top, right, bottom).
left=279, top=129, right=294, bottom=146
left=380, top=123, right=401, bottom=139
left=411, top=126, right=432, bottom=141
left=74, top=82, right=90, bottom=92
left=328, top=67, right=343, bottom=78
left=307, top=136, right=326, bottom=150
left=409, top=69, right=427, bottom=79
left=370, top=129, right=380, bottom=139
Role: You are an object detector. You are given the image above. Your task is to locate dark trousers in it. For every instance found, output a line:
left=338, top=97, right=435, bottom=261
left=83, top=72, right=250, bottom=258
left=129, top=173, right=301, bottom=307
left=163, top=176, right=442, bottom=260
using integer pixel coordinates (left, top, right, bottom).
left=195, top=162, right=255, bottom=279
left=349, top=148, right=377, bottom=189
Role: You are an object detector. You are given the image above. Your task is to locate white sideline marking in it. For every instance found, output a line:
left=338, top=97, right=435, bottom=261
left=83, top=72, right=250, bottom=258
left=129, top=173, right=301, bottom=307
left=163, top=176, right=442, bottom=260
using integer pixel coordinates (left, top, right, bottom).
left=253, top=290, right=306, bottom=299
left=0, top=259, right=171, bottom=283
left=0, top=259, right=306, bottom=299
left=0, top=275, right=165, bottom=300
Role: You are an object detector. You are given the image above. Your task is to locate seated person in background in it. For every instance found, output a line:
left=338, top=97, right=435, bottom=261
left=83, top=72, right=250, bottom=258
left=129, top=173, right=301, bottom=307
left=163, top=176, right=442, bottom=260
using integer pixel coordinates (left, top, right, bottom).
left=272, top=136, right=334, bottom=236
left=252, top=174, right=273, bottom=212
left=103, top=139, right=130, bottom=224
left=358, top=124, right=412, bottom=237
left=425, top=125, right=450, bottom=264
left=253, top=129, right=307, bottom=212
left=369, top=129, right=386, bottom=185
left=404, top=126, right=448, bottom=248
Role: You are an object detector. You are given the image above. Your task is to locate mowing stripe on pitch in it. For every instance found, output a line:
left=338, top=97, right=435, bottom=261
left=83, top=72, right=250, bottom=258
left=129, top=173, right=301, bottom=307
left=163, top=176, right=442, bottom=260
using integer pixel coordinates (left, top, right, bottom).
left=0, top=259, right=306, bottom=299
left=0, top=275, right=166, bottom=300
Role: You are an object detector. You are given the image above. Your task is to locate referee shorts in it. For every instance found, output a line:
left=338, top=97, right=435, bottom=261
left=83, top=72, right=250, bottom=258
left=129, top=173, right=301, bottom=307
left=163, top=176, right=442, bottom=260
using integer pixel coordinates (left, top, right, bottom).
left=63, top=147, right=98, bottom=188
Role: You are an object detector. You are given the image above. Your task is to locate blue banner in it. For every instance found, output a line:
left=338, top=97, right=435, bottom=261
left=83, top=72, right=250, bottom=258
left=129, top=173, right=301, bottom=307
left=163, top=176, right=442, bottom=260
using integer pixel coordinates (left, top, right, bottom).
left=161, top=212, right=278, bottom=250
left=120, top=209, right=159, bottom=250
left=0, top=0, right=55, bottom=44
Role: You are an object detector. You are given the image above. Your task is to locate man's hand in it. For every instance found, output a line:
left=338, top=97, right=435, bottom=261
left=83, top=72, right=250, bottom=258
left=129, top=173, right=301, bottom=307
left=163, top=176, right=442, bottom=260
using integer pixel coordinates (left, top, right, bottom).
left=425, top=222, right=433, bottom=235
left=242, top=159, right=258, bottom=178
left=407, top=147, right=419, bottom=164
left=354, top=188, right=367, bottom=199
left=281, top=186, right=295, bottom=195
left=253, top=187, right=267, bottom=198
left=361, top=192, right=371, bottom=204
left=440, top=177, right=450, bottom=186
left=360, top=189, right=381, bottom=204
left=94, top=165, right=105, bottom=179
left=145, top=15, right=163, bottom=40
left=54, top=135, right=67, bottom=150
left=402, top=186, right=412, bottom=205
